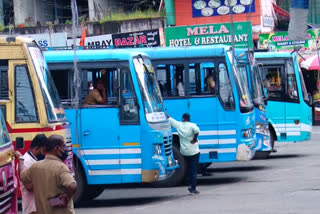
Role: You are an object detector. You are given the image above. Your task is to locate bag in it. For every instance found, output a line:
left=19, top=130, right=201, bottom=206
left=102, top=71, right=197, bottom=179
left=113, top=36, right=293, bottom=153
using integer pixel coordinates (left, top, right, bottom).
left=48, top=194, right=68, bottom=208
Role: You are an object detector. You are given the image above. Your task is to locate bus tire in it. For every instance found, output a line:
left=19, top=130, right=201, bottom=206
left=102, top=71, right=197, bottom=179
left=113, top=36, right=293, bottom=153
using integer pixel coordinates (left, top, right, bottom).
left=84, top=185, right=105, bottom=200
left=73, top=159, right=87, bottom=204
left=254, top=126, right=276, bottom=159
left=152, top=145, right=187, bottom=187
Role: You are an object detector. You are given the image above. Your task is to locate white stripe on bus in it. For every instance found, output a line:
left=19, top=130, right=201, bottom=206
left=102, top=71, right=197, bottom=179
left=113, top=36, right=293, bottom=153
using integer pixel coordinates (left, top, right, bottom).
left=81, top=148, right=141, bottom=155
left=88, top=168, right=141, bottom=176
left=199, top=139, right=236, bottom=145
left=200, top=130, right=236, bottom=135
left=85, top=159, right=142, bottom=165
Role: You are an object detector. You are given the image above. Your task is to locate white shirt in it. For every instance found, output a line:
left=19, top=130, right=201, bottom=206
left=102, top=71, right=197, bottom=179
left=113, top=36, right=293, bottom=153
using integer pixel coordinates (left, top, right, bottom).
left=177, top=82, right=185, bottom=96
left=21, top=152, right=37, bottom=214
left=169, top=117, right=200, bottom=156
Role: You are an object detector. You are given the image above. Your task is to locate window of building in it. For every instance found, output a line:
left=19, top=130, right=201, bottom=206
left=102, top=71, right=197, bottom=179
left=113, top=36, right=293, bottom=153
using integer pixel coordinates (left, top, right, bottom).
left=15, top=65, right=38, bottom=123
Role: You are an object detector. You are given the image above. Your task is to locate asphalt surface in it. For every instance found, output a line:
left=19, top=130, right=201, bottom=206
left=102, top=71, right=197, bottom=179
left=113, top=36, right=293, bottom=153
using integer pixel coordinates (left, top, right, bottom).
left=19, top=127, right=320, bottom=214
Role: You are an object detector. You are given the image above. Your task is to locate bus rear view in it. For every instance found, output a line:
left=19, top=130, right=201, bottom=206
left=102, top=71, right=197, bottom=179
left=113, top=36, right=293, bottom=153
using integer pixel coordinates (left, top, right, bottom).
left=255, top=52, right=312, bottom=142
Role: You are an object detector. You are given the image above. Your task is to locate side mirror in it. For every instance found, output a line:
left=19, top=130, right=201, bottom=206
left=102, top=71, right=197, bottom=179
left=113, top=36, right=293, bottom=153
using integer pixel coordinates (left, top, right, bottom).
left=16, top=137, right=24, bottom=150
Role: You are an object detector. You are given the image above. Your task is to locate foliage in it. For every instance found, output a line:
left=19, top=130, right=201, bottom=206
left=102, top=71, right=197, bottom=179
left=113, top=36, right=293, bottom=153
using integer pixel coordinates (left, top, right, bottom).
left=65, top=20, right=72, bottom=25
left=99, top=9, right=164, bottom=23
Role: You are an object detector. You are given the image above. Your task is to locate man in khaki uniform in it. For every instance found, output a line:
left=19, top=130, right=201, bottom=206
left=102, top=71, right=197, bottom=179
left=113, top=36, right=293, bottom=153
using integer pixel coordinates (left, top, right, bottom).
left=83, top=79, right=108, bottom=105
left=15, top=135, right=77, bottom=214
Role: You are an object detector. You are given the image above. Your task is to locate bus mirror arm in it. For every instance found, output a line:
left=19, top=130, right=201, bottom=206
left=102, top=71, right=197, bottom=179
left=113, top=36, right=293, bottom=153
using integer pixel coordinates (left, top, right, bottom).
left=308, top=93, right=313, bottom=105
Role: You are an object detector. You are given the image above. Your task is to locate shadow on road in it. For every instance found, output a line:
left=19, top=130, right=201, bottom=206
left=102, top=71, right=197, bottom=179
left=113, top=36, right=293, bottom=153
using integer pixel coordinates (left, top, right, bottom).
left=197, top=176, right=245, bottom=186
left=75, top=195, right=182, bottom=208
left=268, top=154, right=309, bottom=159
left=209, top=165, right=269, bottom=173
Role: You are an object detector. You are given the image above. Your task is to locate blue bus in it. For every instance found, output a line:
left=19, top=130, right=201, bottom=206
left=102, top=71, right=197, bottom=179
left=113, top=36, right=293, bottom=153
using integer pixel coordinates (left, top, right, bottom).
left=130, top=46, right=256, bottom=186
left=255, top=52, right=312, bottom=142
left=237, top=50, right=273, bottom=159
left=44, top=49, right=177, bottom=202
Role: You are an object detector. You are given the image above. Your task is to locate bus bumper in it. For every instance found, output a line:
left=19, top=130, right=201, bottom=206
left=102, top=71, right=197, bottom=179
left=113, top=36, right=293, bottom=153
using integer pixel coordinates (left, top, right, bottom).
left=147, top=154, right=179, bottom=182
left=255, top=133, right=272, bottom=152
left=237, top=137, right=256, bottom=161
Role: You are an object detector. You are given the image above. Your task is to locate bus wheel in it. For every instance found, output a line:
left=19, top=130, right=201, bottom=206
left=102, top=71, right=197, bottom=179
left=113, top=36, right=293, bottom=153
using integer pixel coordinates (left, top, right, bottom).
left=73, top=160, right=87, bottom=204
left=152, top=145, right=187, bottom=187
left=84, top=185, right=105, bottom=200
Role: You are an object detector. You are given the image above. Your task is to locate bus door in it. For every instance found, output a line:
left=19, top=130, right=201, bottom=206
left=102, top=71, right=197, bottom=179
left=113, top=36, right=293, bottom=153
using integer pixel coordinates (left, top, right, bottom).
left=79, top=66, right=121, bottom=183
left=261, top=62, right=286, bottom=140
left=118, top=67, right=141, bottom=183
left=154, top=62, right=189, bottom=119
left=284, top=59, right=301, bottom=139
left=187, top=61, right=219, bottom=161
left=216, top=62, right=237, bottom=160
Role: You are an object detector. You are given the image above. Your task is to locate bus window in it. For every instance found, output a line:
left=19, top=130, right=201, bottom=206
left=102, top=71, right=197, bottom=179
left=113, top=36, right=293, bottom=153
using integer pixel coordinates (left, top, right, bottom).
left=83, top=68, right=119, bottom=106
left=51, top=69, right=70, bottom=100
left=155, top=64, right=185, bottom=97
left=189, top=62, right=216, bottom=96
left=0, top=61, right=8, bottom=100
left=218, top=63, right=235, bottom=110
left=287, top=60, right=299, bottom=102
left=262, top=66, right=284, bottom=100
left=15, top=65, right=38, bottom=123
left=120, top=68, right=139, bottom=123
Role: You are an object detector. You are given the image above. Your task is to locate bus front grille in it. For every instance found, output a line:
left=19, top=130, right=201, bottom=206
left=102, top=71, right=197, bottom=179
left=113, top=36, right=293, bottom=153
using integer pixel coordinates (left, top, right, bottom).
left=0, top=167, right=14, bottom=214
left=163, top=135, right=172, bottom=156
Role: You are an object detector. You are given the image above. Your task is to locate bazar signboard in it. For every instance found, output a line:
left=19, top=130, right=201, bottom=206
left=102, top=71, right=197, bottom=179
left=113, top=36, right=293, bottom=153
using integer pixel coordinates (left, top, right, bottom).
left=165, top=21, right=253, bottom=48
left=258, top=30, right=320, bottom=52
left=67, top=34, right=113, bottom=49
left=112, top=29, right=161, bottom=48
left=192, top=0, right=255, bottom=18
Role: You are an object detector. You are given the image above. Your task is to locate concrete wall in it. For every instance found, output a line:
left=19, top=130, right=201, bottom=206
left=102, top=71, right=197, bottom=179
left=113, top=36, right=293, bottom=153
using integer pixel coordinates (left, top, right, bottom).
left=13, top=0, right=54, bottom=25
left=88, top=0, right=116, bottom=21
left=2, top=17, right=165, bottom=38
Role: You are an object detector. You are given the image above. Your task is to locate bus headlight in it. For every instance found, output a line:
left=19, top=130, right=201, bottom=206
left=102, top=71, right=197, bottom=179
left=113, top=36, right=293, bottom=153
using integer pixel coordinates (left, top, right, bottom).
left=153, top=144, right=162, bottom=155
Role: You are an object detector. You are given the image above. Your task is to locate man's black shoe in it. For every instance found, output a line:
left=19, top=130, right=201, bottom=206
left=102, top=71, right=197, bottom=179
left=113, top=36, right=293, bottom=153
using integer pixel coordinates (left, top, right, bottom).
left=188, top=188, right=200, bottom=194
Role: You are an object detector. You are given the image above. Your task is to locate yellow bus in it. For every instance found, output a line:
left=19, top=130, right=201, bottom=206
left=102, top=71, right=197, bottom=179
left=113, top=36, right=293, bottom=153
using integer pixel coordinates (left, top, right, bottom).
left=0, top=37, right=73, bottom=196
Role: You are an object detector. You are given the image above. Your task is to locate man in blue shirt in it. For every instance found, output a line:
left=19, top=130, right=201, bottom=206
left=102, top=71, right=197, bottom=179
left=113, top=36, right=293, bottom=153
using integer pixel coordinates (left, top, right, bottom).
left=168, top=113, right=200, bottom=194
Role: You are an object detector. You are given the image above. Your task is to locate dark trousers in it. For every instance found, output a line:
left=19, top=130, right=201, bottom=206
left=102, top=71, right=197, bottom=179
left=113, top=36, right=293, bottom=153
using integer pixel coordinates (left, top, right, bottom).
left=184, top=152, right=200, bottom=191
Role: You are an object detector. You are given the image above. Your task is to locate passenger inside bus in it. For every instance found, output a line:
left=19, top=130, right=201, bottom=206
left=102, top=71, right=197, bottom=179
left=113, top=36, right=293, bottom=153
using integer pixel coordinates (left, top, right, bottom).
left=83, top=79, right=108, bottom=105
left=177, top=75, right=185, bottom=96
left=205, top=74, right=216, bottom=94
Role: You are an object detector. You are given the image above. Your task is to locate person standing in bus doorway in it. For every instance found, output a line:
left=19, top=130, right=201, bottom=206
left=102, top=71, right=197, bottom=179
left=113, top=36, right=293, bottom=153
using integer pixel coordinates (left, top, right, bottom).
left=167, top=113, right=200, bottom=194
left=15, top=135, right=77, bottom=214
left=21, top=134, right=48, bottom=214
left=83, top=79, right=108, bottom=105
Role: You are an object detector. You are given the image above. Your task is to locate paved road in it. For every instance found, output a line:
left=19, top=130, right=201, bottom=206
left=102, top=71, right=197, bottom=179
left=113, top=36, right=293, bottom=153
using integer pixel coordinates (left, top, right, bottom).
left=72, top=127, right=320, bottom=214
left=20, top=127, right=320, bottom=214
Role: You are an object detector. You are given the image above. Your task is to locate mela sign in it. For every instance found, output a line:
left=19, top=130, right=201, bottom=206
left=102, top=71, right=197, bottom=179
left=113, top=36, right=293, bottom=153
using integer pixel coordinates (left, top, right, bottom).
left=165, top=21, right=253, bottom=48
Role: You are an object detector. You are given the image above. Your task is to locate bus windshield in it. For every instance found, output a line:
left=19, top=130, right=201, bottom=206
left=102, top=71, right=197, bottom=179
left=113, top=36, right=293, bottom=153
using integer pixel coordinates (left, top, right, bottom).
left=133, top=56, right=166, bottom=123
left=0, top=113, right=10, bottom=146
left=28, top=45, right=67, bottom=123
left=228, top=52, right=253, bottom=111
left=297, top=63, right=309, bottom=103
